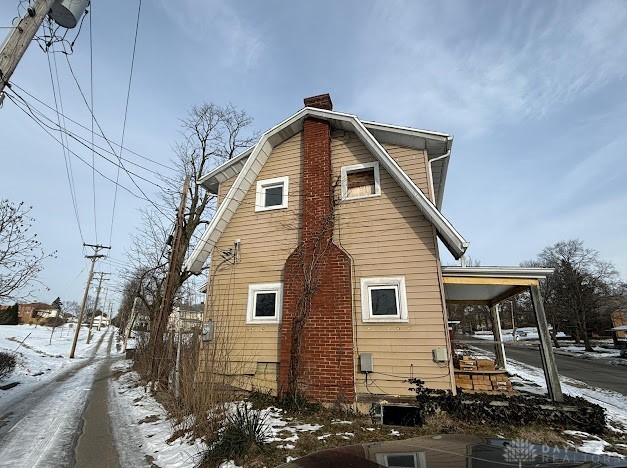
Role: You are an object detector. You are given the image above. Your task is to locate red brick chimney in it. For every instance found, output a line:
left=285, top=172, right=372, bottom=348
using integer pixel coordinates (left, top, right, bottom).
left=280, top=95, right=355, bottom=403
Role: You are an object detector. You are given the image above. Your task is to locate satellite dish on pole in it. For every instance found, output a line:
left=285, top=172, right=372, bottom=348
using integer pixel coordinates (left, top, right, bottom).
left=49, top=0, right=89, bottom=29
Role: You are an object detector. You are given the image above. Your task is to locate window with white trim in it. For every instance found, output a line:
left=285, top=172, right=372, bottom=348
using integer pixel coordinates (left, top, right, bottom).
left=341, top=162, right=380, bottom=200
left=246, top=283, right=283, bottom=323
left=255, top=176, right=289, bottom=211
left=360, top=277, right=408, bottom=322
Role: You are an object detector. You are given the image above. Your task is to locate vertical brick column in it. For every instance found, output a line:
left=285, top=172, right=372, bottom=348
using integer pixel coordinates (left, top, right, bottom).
left=279, top=113, right=355, bottom=403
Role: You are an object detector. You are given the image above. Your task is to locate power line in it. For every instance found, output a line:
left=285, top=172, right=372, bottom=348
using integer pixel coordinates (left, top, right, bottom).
left=7, top=87, right=170, bottom=188
left=62, top=55, right=172, bottom=220
left=5, top=91, right=156, bottom=203
left=9, top=81, right=175, bottom=171
left=45, top=25, right=85, bottom=245
left=110, top=0, right=143, bottom=245
left=89, top=7, right=97, bottom=243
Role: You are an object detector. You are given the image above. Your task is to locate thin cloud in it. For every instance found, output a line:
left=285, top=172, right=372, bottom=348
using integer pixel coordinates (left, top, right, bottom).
left=158, top=0, right=263, bottom=69
left=350, top=1, right=627, bottom=137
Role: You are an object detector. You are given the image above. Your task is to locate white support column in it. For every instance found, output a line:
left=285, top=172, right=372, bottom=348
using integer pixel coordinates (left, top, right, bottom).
left=490, top=304, right=507, bottom=369
left=530, top=285, right=564, bottom=402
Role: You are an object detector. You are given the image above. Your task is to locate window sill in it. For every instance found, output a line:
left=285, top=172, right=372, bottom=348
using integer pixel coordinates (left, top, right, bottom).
left=342, top=193, right=381, bottom=202
left=362, top=317, right=409, bottom=324
left=255, top=204, right=288, bottom=212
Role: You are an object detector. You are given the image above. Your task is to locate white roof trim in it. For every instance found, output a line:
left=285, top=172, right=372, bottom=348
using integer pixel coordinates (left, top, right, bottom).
left=185, top=107, right=469, bottom=274
left=442, top=266, right=554, bottom=279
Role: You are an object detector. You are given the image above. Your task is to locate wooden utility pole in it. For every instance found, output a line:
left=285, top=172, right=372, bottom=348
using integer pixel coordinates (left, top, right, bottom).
left=0, top=0, right=56, bottom=97
left=87, top=274, right=109, bottom=343
left=149, top=176, right=190, bottom=382
left=123, top=296, right=139, bottom=353
left=70, top=243, right=110, bottom=358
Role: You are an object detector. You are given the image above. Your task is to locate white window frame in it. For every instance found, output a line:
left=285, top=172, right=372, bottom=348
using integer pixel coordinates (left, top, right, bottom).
left=375, top=452, right=426, bottom=468
left=246, top=282, right=283, bottom=324
left=341, top=161, right=381, bottom=200
left=360, top=277, right=408, bottom=323
left=255, top=176, right=289, bottom=212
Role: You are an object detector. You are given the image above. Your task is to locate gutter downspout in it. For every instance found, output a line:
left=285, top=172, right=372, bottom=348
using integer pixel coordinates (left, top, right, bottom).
left=427, top=150, right=450, bottom=205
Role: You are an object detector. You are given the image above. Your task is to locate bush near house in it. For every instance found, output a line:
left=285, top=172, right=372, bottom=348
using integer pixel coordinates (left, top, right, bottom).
left=0, top=352, right=17, bottom=380
left=0, top=304, right=18, bottom=325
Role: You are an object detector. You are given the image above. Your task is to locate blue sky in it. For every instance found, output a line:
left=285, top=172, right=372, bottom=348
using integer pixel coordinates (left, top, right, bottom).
left=1, top=0, right=626, bottom=309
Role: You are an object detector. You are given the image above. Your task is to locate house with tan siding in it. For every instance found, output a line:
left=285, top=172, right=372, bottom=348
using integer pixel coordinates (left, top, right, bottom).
left=185, top=93, right=562, bottom=405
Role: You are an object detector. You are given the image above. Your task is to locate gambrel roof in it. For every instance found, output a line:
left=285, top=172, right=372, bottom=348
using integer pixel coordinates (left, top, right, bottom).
left=185, top=107, right=469, bottom=274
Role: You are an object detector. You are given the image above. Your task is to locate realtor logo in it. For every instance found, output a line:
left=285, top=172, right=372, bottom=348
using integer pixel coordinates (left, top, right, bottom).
left=503, top=439, right=537, bottom=463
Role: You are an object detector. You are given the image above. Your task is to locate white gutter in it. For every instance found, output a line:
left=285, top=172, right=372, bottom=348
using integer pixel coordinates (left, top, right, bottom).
left=427, top=150, right=450, bottom=204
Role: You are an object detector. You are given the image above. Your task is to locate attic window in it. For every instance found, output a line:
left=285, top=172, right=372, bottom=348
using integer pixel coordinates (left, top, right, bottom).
left=255, top=176, right=289, bottom=212
left=341, top=162, right=380, bottom=200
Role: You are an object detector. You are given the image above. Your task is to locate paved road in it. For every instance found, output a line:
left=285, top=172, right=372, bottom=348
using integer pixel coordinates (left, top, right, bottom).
left=469, top=339, right=627, bottom=396
left=0, top=330, right=123, bottom=467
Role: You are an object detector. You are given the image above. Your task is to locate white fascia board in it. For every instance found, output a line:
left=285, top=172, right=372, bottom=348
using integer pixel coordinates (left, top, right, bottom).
left=186, top=106, right=469, bottom=272
left=361, top=119, right=451, bottom=141
left=197, top=146, right=255, bottom=193
left=441, top=266, right=554, bottom=279
left=348, top=118, right=468, bottom=259
left=185, top=108, right=311, bottom=274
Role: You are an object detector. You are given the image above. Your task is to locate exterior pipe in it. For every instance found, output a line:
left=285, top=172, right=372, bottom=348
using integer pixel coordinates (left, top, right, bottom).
left=427, top=150, right=450, bottom=205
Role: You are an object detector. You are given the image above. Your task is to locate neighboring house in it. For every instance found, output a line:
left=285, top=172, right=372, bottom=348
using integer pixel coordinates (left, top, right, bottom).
left=17, top=302, right=55, bottom=320
left=185, top=94, right=561, bottom=405
left=168, top=306, right=203, bottom=333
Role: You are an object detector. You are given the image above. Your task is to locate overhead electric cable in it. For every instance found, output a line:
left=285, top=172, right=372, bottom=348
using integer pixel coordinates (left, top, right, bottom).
left=9, top=82, right=175, bottom=170
left=63, top=54, right=171, bottom=220
left=89, top=4, right=97, bottom=242
left=5, top=92, right=152, bottom=202
left=45, top=26, right=85, bottom=244
left=8, top=87, right=167, bottom=188
left=109, top=0, right=143, bottom=245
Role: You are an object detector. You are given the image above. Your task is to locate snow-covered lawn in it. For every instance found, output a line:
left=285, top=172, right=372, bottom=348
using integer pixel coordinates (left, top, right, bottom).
left=473, top=327, right=568, bottom=342
left=0, top=323, right=104, bottom=401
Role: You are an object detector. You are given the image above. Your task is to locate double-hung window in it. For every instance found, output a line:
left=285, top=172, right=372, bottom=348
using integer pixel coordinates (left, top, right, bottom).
left=361, top=277, right=408, bottom=323
left=255, top=176, right=289, bottom=211
left=246, top=283, right=283, bottom=324
left=341, top=162, right=381, bottom=200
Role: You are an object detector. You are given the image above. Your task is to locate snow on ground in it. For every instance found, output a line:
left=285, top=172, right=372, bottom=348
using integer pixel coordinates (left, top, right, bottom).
left=0, top=323, right=104, bottom=405
left=108, top=359, right=207, bottom=468
left=473, top=327, right=567, bottom=342
left=0, top=325, right=111, bottom=468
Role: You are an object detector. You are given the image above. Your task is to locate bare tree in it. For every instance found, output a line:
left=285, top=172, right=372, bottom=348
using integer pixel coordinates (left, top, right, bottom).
left=529, top=239, right=621, bottom=352
left=123, top=103, right=257, bottom=384
left=0, top=200, right=56, bottom=301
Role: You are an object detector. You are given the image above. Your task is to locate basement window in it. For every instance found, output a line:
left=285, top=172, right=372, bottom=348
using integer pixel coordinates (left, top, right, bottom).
left=255, top=176, right=289, bottom=211
left=341, top=162, right=380, bottom=200
left=246, top=283, right=283, bottom=324
left=361, top=277, right=408, bottom=323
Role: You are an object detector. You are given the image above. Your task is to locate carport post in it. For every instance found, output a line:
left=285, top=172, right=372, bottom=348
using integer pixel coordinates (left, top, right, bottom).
left=529, top=285, right=564, bottom=402
left=490, top=304, right=507, bottom=369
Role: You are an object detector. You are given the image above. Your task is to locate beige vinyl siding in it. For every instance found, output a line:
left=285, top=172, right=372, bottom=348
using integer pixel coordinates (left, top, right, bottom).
left=199, top=133, right=302, bottom=393
left=331, top=131, right=452, bottom=396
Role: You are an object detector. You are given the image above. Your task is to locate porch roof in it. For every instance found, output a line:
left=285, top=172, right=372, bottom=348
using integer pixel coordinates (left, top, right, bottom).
left=442, top=266, right=553, bottom=306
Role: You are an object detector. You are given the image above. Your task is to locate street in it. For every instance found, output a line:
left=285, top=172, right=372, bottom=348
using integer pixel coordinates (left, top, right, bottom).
left=468, top=338, right=627, bottom=396
left=0, top=329, right=127, bottom=468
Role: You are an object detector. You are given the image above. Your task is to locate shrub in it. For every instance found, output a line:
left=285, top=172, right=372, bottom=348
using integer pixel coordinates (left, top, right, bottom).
left=0, top=352, right=16, bottom=380
left=0, top=304, right=18, bottom=325
left=201, top=404, right=270, bottom=465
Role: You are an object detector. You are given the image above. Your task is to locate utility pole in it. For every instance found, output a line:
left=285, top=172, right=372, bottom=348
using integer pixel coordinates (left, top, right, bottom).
left=0, top=0, right=56, bottom=98
left=87, top=276, right=109, bottom=343
left=97, top=291, right=109, bottom=331
left=149, top=176, right=190, bottom=382
left=123, top=296, right=139, bottom=353
left=70, top=243, right=110, bottom=358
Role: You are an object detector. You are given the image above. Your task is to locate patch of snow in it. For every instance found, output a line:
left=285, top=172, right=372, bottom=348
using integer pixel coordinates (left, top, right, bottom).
left=331, top=419, right=353, bottom=424
left=563, top=430, right=625, bottom=459
left=218, top=461, right=242, bottom=468
left=364, top=427, right=376, bottom=432
left=109, top=359, right=206, bottom=468
left=277, top=443, right=295, bottom=449
left=286, top=456, right=297, bottom=463
left=390, top=429, right=400, bottom=436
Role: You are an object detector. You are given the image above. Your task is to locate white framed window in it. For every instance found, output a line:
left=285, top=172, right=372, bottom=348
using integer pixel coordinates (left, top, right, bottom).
left=246, top=283, right=283, bottom=324
left=361, top=277, right=408, bottom=323
left=375, top=452, right=426, bottom=468
left=255, top=176, right=289, bottom=211
left=341, top=162, right=380, bottom=200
